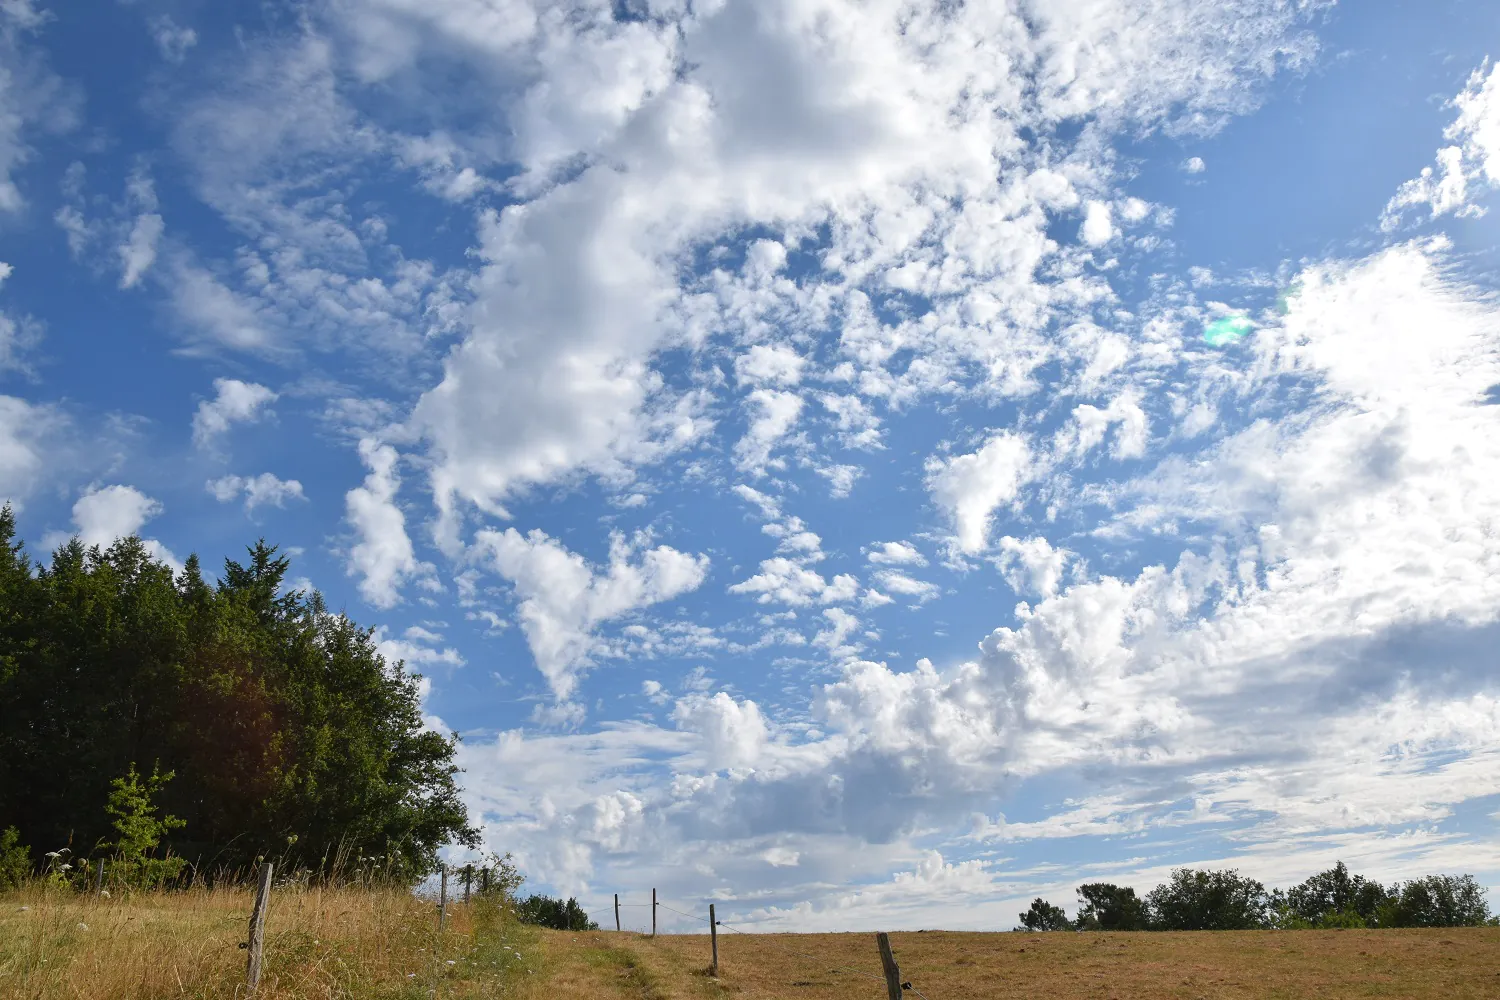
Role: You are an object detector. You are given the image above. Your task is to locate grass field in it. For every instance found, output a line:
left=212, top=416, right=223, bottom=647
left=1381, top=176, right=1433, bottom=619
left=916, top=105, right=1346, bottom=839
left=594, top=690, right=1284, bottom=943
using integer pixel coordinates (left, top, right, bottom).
left=5, top=890, right=1500, bottom=999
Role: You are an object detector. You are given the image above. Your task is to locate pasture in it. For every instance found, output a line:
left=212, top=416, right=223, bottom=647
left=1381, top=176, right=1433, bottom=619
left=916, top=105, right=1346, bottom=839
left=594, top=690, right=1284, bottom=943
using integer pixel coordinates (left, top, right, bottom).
left=3, top=890, right=1498, bottom=999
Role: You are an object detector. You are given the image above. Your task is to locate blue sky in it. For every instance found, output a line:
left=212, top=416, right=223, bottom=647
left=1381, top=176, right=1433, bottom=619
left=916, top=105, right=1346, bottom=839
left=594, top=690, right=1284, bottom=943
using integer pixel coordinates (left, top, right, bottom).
left=3, top=0, right=1500, bottom=929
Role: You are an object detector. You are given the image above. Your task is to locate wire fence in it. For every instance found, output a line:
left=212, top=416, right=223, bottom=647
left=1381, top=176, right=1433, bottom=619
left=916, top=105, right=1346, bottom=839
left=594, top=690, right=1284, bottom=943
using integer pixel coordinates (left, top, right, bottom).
left=607, top=891, right=942, bottom=999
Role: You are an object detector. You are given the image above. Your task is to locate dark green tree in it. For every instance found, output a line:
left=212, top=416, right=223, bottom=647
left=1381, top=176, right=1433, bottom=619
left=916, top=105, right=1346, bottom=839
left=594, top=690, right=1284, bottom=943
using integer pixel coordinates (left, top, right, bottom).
left=0, top=517, right=477, bottom=881
left=515, top=894, right=599, bottom=931
left=1282, top=862, right=1388, bottom=928
left=1386, top=875, right=1491, bottom=928
left=1076, top=882, right=1146, bottom=931
left=1015, top=897, right=1072, bottom=931
left=1145, top=868, right=1270, bottom=930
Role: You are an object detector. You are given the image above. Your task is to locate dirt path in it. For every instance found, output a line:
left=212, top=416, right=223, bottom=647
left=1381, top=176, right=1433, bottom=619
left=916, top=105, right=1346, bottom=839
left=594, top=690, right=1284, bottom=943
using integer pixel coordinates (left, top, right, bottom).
left=515, top=931, right=727, bottom=1000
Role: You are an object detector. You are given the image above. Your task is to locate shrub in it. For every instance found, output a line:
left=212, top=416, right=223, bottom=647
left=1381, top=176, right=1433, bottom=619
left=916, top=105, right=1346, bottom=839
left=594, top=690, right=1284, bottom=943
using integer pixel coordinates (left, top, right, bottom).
left=0, top=826, right=30, bottom=889
left=515, top=893, right=598, bottom=931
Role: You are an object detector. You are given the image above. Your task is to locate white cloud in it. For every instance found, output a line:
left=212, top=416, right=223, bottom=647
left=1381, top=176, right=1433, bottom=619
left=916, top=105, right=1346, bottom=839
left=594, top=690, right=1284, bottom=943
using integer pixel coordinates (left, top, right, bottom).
left=150, top=15, right=198, bottom=63
left=734, top=388, right=804, bottom=475
left=374, top=624, right=466, bottom=670
left=735, top=343, right=806, bottom=386
left=475, top=526, right=710, bottom=701
left=729, top=557, right=858, bottom=607
left=206, top=472, right=307, bottom=512
left=1080, top=200, right=1114, bottom=246
left=0, top=3, right=77, bottom=214
left=1383, top=61, right=1500, bottom=228
left=46, top=484, right=180, bottom=568
left=345, top=438, right=434, bottom=609
left=191, top=378, right=277, bottom=449
left=672, top=691, right=770, bottom=770
left=866, top=541, right=926, bottom=567
left=926, top=432, right=1035, bottom=555
left=1182, top=156, right=1206, bottom=174
left=994, top=535, right=1070, bottom=598
left=871, top=570, right=941, bottom=604
left=0, top=394, right=60, bottom=503
left=0, top=262, right=39, bottom=375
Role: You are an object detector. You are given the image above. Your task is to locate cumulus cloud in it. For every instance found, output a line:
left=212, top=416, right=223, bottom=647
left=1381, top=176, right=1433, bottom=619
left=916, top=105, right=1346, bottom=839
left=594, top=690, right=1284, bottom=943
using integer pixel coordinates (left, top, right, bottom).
left=926, top=433, right=1035, bottom=556
left=44, top=484, right=180, bottom=568
left=191, top=378, right=277, bottom=449
left=1383, top=61, right=1500, bottom=228
left=476, top=526, right=710, bottom=701
left=994, top=535, right=1070, bottom=598
left=345, top=438, right=434, bottom=609
left=206, top=472, right=306, bottom=512
left=866, top=541, right=927, bottom=567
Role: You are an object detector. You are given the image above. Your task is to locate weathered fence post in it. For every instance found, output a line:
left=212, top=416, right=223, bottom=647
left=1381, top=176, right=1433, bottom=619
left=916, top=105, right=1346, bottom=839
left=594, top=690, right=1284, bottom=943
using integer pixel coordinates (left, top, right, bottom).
left=464, top=864, right=472, bottom=905
left=652, top=887, right=657, bottom=937
left=482, top=866, right=491, bottom=896
left=438, top=865, right=448, bottom=929
left=94, top=859, right=105, bottom=899
left=709, top=903, right=719, bottom=976
left=876, top=932, right=903, bottom=1000
left=614, top=893, right=621, bottom=931
left=246, top=862, right=273, bottom=996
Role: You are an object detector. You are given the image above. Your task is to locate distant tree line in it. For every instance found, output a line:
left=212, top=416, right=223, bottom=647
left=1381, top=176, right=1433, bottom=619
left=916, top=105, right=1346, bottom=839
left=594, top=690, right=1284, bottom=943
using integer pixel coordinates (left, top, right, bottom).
left=0, top=509, right=476, bottom=883
left=1016, top=863, right=1496, bottom=932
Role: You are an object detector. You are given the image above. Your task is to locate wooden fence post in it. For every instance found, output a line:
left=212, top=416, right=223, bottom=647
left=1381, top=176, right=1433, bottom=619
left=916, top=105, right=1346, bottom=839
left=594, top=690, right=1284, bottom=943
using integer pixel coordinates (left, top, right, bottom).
left=709, top=903, right=718, bottom=976
left=438, top=866, right=448, bottom=930
left=246, top=862, right=273, bottom=996
left=464, top=865, right=472, bottom=905
left=482, top=867, right=491, bottom=896
left=614, top=893, right=620, bottom=931
left=652, top=887, right=657, bottom=937
left=94, top=859, right=105, bottom=899
left=876, top=932, right=903, bottom=1000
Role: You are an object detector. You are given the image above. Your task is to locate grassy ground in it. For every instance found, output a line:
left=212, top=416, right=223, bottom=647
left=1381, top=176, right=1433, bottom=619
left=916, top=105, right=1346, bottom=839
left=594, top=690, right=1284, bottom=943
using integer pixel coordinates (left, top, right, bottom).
left=0, top=884, right=540, bottom=999
left=5, top=891, right=1500, bottom=999
left=619, top=927, right=1500, bottom=1000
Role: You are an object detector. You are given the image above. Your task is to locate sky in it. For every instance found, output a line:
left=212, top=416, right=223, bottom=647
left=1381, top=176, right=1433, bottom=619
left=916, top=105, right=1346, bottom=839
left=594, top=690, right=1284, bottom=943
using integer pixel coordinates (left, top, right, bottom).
left=2, top=0, right=1500, bottom=931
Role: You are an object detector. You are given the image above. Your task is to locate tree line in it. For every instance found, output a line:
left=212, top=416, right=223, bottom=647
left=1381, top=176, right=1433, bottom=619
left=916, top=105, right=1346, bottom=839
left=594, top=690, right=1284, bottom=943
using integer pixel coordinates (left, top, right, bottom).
left=0, top=508, right=476, bottom=883
left=1017, top=863, right=1496, bottom=932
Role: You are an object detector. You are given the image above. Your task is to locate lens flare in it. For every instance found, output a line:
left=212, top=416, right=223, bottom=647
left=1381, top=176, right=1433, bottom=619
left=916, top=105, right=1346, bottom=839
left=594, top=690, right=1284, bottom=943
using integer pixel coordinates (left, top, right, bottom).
left=1203, top=313, right=1254, bottom=346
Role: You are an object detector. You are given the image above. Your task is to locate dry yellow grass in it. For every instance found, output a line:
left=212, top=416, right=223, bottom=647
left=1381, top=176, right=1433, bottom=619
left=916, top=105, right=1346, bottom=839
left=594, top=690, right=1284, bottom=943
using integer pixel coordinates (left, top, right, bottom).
left=0, top=884, right=539, bottom=999
left=533, top=926, right=1500, bottom=1000
left=7, top=892, right=1499, bottom=1000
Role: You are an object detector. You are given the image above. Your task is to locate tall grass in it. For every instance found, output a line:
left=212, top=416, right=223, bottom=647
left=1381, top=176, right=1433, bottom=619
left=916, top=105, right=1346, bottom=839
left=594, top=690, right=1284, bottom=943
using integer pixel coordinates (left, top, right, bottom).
left=0, top=881, right=538, bottom=999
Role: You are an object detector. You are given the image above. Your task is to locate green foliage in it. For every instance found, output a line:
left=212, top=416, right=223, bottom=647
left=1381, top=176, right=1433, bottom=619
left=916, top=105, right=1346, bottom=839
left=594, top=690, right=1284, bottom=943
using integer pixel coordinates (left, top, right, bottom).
left=104, top=763, right=188, bottom=888
left=0, top=517, right=477, bottom=882
left=1015, top=897, right=1072, bottom=931
left=0, top=827, right=31, bottom=889
left=515, top=894, right=599, bottom=931
left=1386, top=874, right=1491, bottom=928
left=1075, top=882, right=1145, bottom=931
left=1281, top=862, right=1388, bottom=928
left=1146, top=868, right=1270, bottom=930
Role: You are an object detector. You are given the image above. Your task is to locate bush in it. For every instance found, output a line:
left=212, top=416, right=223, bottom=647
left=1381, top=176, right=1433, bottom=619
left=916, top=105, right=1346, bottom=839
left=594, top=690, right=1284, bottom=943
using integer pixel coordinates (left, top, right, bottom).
left=0, top=826, right=30, bottom=889
left=1076, top=883, right=1145, bottom=931
left=1386, top=875, right=1491, bottom=928
left=515, top=894, right=598, bottom=931
left=1015, top=897, right=1072, bottom=931
left=1146, top=868, right=1270, bottom=930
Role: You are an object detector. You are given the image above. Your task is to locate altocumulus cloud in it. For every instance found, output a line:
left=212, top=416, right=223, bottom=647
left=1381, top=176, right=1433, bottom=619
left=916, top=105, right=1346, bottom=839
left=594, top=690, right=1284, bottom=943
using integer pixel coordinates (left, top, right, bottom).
left=2, top=0, right=1499, bottom=932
